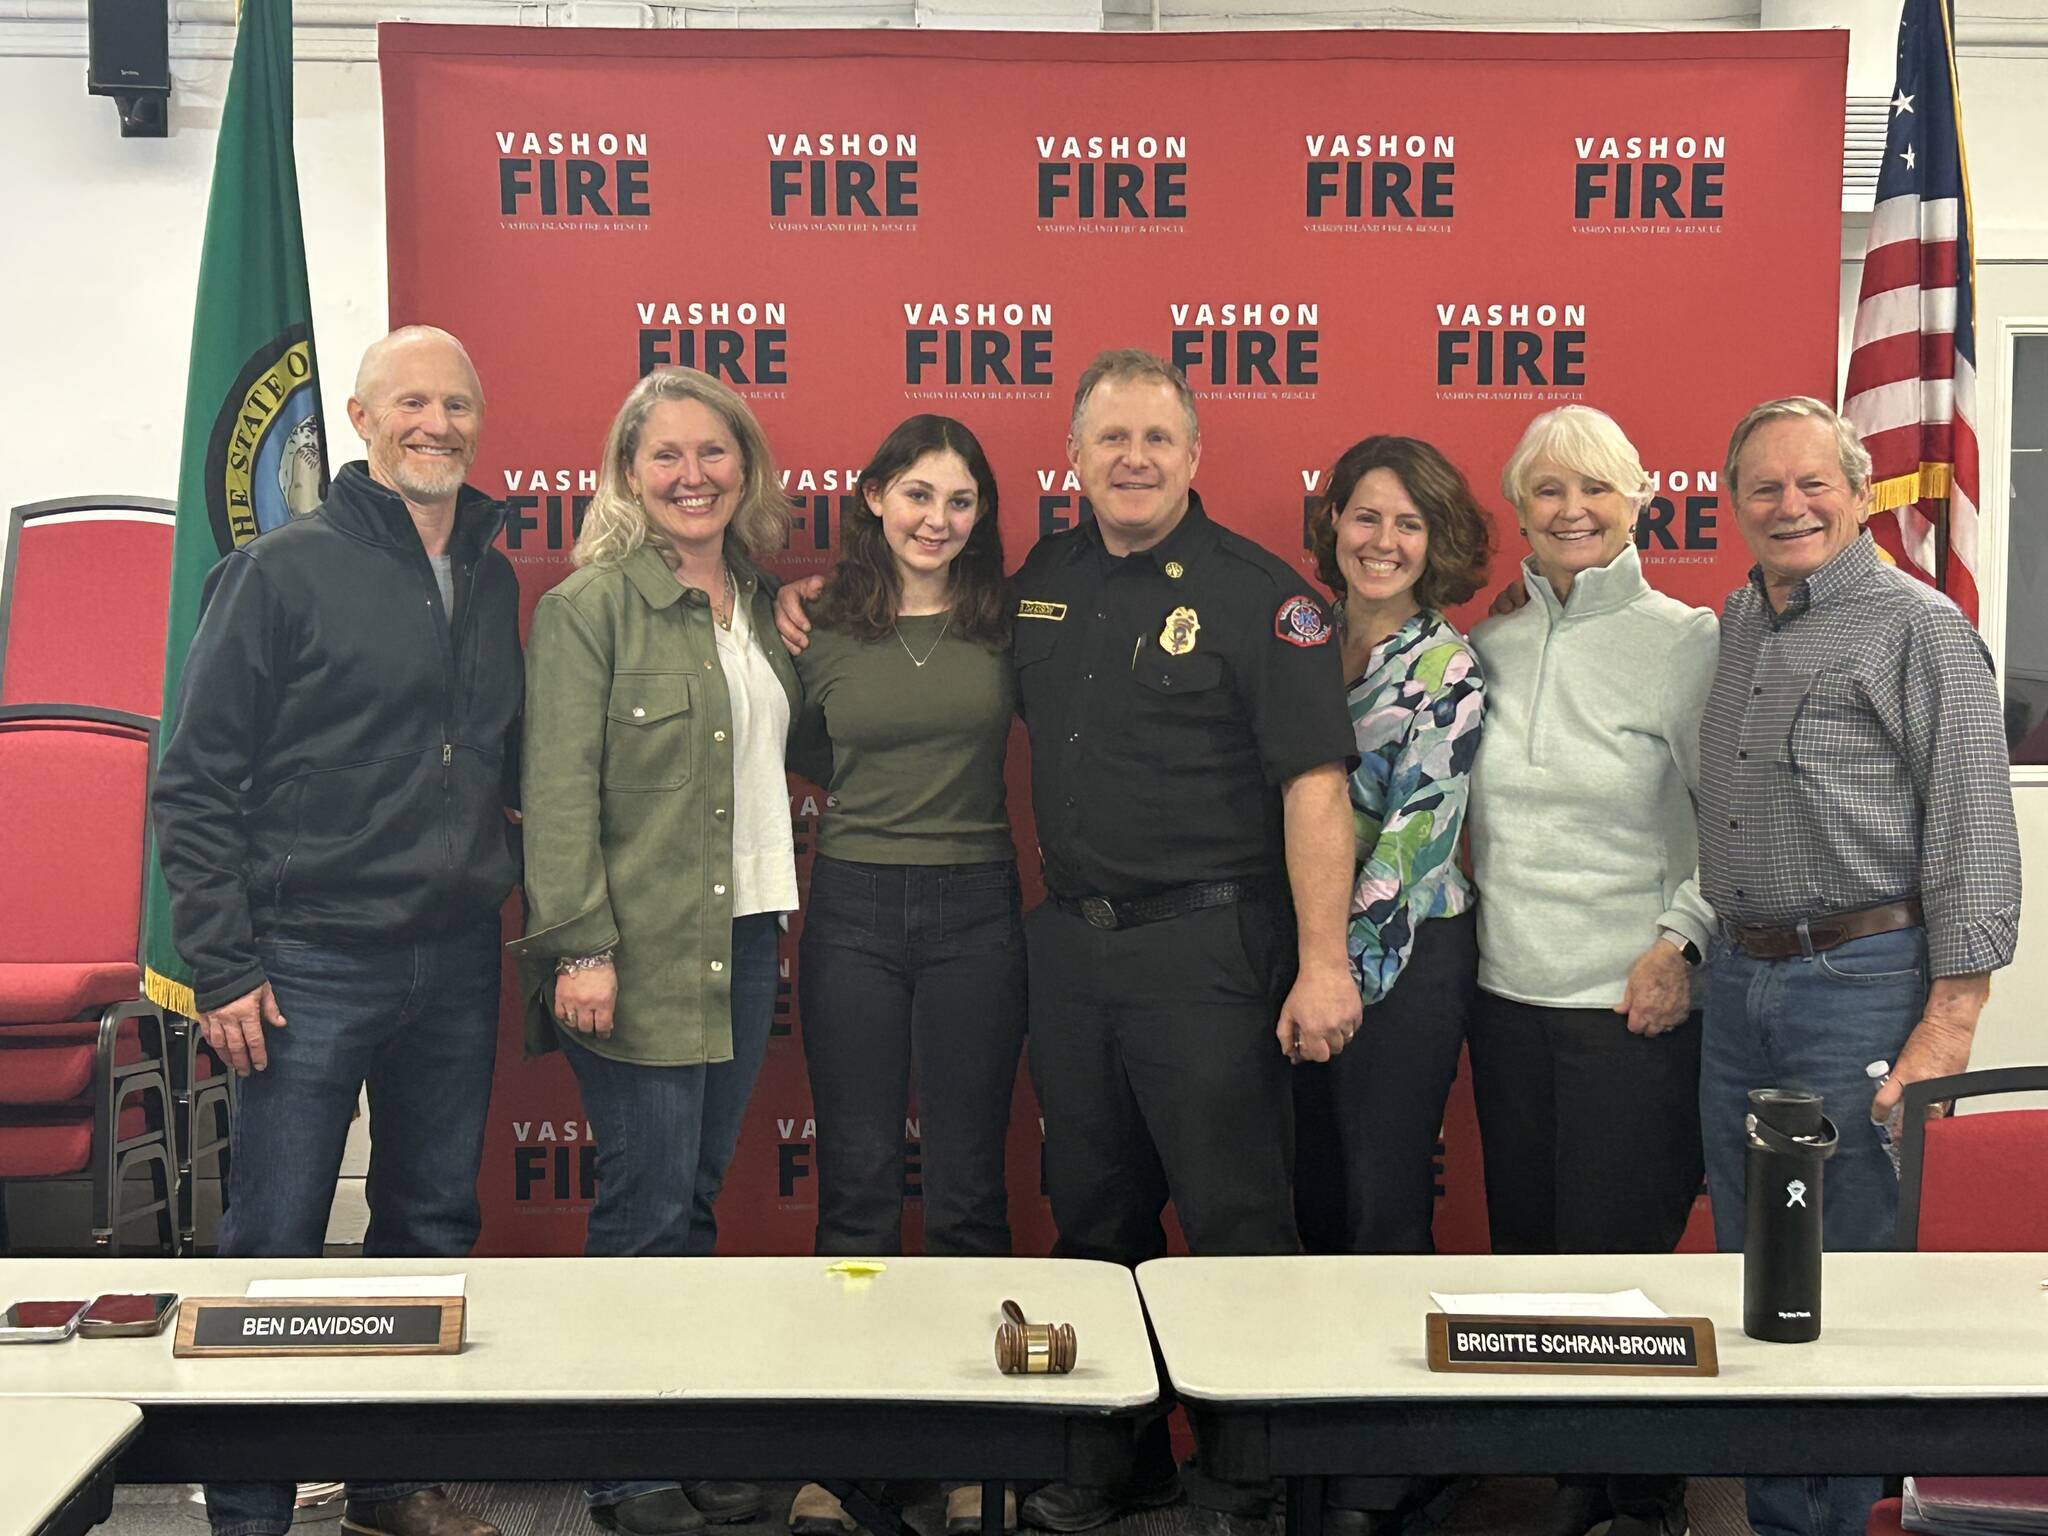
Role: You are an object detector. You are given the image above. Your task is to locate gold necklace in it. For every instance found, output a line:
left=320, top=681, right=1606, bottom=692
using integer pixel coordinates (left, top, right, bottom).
left=714, top=565, right=736, bottom=631
left=892, top=612, right=952, bottom=668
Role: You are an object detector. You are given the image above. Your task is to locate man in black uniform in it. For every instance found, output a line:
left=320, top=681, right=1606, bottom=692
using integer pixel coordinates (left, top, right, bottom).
left=1012, top=349, right=1359, bottom=1528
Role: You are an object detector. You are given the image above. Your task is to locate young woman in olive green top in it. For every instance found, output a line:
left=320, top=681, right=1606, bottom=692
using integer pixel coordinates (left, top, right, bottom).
left=785, top=416, right=1023, bottom=1536
left=514, top=367, right=797, bottom=1536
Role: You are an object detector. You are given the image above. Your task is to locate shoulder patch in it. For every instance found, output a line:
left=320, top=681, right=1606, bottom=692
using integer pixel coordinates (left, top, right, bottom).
left=1275, top=594, right=1332, bottom=648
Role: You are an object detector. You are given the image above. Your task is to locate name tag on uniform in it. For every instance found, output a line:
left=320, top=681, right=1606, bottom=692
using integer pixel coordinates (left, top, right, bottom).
left=1018, top=600, right=1067, bottom=621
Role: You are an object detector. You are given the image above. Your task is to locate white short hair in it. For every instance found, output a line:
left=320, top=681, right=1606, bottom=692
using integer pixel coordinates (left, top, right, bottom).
left=1500, top=405, right=1654, bottom=514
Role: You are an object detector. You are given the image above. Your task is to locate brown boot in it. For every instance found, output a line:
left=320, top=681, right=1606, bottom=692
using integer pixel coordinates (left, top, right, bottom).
left=945, top=1484, right=1018, bottom=1535
left=339, top=1488, right=498, bottom=1536
left=790, top=1484, right=859, bottom=1536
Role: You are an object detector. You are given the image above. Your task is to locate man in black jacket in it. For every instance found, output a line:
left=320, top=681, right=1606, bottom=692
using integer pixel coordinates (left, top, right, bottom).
left=153, top=326, right=518, bottom=1536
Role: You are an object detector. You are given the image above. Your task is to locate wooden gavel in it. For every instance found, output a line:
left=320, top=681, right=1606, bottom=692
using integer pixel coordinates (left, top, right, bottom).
left=994, top=1298, right=1077, bottom=1374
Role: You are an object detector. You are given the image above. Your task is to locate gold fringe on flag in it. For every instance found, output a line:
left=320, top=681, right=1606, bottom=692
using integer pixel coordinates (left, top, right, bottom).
left=143, top=966, right=199, bottom=1022
left=1868, top=461, right=1954, bottom=513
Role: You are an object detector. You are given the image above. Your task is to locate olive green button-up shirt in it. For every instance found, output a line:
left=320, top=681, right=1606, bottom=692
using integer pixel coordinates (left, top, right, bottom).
left=511, top=544, right=800, bottom=1066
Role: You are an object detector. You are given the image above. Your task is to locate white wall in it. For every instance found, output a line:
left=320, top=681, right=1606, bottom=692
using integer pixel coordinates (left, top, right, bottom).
left=0, top=54, right=386, bottom=510
left=0, top=3, right=2040, bottom=1094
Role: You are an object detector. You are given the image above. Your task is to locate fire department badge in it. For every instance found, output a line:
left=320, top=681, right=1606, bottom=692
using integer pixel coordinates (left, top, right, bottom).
left=1159, top=606, right=1200, bottom=656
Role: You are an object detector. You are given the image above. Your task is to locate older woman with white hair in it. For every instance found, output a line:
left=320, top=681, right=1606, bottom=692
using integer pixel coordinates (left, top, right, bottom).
left=1465, top=405, right=1719, bottom=1536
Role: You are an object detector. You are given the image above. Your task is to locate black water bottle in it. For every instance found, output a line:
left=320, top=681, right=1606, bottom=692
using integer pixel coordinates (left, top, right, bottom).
left=1742, top=1087, right=1839, bottom=1343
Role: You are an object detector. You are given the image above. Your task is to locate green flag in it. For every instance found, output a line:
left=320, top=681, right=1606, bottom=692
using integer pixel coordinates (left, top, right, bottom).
left=142, top=0, right=327, bottom=1020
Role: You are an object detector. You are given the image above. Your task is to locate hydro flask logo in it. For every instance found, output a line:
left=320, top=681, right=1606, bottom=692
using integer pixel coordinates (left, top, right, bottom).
left=1785, top=1179, right=1808, bottom=1208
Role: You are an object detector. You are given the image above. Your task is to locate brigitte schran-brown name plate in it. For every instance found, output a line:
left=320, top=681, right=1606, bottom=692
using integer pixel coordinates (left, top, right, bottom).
left=174, top=1297, right=465, bottom=1357
left=1426, top=1314, right=1718, bottom=1377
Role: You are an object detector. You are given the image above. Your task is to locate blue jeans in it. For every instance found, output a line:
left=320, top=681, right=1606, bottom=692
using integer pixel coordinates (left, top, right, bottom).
left=205, top=921, right=501, bottom=1536
left=564, top=913, right=778, bottom=1509
left=1702, top=925, right=1928, bottom=1536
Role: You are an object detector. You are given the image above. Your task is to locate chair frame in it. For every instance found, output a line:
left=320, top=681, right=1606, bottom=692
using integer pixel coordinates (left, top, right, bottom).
left=0, top=495, right=176, bottom=696
left=1894, top=1064, right=2048, bottom=1250
left=0, top=701, right=181, bottom=1253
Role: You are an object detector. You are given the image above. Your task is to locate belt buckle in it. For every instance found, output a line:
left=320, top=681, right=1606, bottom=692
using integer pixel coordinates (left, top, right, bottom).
left=1079, top=897, right=1119, bottom=930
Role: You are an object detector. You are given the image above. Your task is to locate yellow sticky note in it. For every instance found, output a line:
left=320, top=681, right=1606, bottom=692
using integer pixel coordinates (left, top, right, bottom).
left=826, top=1260, right=887, bottom=1277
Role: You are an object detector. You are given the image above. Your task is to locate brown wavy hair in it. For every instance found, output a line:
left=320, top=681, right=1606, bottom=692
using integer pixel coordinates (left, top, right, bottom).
left=812, top=415, right=1010, bottom=646
left=1310, top=435, right=1493, bottom=613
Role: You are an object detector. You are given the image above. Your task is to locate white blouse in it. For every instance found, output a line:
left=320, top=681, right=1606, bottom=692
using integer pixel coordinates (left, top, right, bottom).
left=713, top=593, right=799, bottom=918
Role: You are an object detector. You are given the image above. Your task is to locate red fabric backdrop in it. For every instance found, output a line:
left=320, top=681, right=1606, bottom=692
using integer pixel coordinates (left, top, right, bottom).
left=378, top=24, right=1846, bottom=1257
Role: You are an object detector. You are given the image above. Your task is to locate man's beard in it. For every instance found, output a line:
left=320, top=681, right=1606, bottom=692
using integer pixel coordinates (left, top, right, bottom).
left=389, top=449, right=468, bottom=502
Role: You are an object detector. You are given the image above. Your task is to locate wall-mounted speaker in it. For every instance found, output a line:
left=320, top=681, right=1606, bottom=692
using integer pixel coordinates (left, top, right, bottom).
left=86, top=0, right=171, bottom=137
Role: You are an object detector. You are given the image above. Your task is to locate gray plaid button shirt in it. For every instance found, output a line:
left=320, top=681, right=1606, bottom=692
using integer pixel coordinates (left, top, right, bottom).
left=1696, top=533, right=2020, bottom=977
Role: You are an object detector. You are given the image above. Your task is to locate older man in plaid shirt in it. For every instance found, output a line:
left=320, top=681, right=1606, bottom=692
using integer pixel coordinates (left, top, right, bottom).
left=1694, top=396, right=2021, bottom=1536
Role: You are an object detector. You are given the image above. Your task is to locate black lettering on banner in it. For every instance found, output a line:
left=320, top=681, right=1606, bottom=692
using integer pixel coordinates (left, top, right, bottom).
left=1037, top=162, right=1188, bottom=219
left=1636, top=494, right=1719, bottom=551
left=778, top=1140, right=813, bottom=1196
left=499, top=159, right=651, bottom=217
left=1171, top=330, right=1318, bottom=386
left=769, top=160, right=919, bottom=217
left=904, top=330, right=1055, bottom=386
left=501, top=494, right=592, bottom=553
left=638, top=329, right=789, bottom=385
left=1304, top=161, right=1456, bottom=219
left=513, top=1144, right=600, bottom=1202
left=1574, top=162, right=1725, bottom=220
left=1435, top=331, right=1587, bottom=387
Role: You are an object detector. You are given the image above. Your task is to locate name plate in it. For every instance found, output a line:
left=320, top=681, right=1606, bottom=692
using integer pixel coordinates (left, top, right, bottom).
left=1426, top=1313, right=1717, bottom=1377
left=174, top=1297, right=465, bottom=1357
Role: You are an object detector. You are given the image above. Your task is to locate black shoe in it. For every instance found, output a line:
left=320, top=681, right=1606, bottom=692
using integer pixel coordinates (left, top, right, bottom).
left=679, top=1482, right=767, bottom=1525
left=1180, top=1460, right=1276, bottom=1520
left=1605, top=1499, right=1687, bottom=1536
left=590, top=1488, right=708, bottom=1536
left=1020, top=1466, right=1181, bottom=1533
left=1538, top=1484, right=1614, bottom=1536
left=1322, top=1508, right=1396, bottom=1536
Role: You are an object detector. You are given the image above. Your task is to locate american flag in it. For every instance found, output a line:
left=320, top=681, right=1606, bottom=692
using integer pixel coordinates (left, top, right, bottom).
left=1843, top=0, right=1980, bottom=624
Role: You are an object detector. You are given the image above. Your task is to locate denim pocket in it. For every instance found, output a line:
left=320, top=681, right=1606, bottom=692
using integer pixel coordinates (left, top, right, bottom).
left=937, top=864, right=1020, bottom=947
left=1814, top=928, right=1926, bottom=986
left=805, top=855, right=879, bottom=939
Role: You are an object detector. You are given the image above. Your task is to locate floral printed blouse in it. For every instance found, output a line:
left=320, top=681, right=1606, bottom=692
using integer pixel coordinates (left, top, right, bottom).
left=1345, top=610, right=1486, bottom=1004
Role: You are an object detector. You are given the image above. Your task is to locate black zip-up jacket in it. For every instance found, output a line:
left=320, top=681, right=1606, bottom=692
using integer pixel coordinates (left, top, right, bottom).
left=152, top=462, right=523, bottom=1011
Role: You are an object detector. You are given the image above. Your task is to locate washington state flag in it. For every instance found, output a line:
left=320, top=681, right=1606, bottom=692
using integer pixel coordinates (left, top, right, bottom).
left=142, top=0, right=327, bottom=1019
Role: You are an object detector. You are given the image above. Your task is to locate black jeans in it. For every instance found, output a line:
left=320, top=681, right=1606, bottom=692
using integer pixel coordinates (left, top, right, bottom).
left=1468, top=990, right=1704, bottom=1524
left=1467, top=992, right=1704, bottom=1255
left=1025, top=897, right=1299, bottom=1267
left=798, top=855, right=1026, bottom=1256
left=1297, top=908, right=1478, bottom=1258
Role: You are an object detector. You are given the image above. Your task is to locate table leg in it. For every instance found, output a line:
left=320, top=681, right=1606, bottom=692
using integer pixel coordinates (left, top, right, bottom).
left=1285, top=1475, right=1325, bottom=1536
left=981, top=1479, right=1006, bottom=1536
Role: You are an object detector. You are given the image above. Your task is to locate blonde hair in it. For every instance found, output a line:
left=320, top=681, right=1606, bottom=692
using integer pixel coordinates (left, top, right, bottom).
left=1500, top=405, right=1655, bottom=515
left=1723, top=396, right=1873, bottom=497
left=573, top=368, right=792, bottom=569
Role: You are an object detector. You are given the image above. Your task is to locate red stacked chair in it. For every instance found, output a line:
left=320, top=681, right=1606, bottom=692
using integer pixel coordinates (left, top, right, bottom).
left=1867, top=1065, right=2048, bottom=1536
left=0, top=705, right=178, bottom=1252
left=0, top=496, right=176, bottom=717
left=2, top=494, right=237, bottom=1251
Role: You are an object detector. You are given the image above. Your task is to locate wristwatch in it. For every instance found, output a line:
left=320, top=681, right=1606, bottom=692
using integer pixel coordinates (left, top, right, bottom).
left=1659, top=929, right=1703, bottom=967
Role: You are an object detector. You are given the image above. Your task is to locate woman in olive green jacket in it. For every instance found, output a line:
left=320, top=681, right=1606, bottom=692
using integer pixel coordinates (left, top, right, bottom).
left=512, top=367, right=798, bottom=1536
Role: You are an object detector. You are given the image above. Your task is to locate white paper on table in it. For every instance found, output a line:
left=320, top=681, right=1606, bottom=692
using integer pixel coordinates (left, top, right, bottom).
left=244, top=1274, right=467, bottom=1298
left=1428, top=1289, right=1666, bottom=1319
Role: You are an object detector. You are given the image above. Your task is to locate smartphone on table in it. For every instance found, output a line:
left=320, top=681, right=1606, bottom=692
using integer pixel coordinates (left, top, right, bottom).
left=79, top=1293, right=179, bottom=1338
left=0, top=1299, right=90, bottom=1342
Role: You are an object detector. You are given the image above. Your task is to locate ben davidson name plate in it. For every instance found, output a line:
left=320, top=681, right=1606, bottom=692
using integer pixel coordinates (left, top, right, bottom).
left=175, top=1297, right=465, bottom=1357
left=1426, top=1313, right=1717, bottom=1376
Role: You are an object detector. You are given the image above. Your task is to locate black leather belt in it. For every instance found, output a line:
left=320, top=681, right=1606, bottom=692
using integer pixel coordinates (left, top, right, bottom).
left=1052, top=880, right=1266, bottom=931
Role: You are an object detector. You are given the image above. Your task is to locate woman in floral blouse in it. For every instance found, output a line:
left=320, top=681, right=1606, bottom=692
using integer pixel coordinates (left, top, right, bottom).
left=1302, top=435, right=1492, bottom=1260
